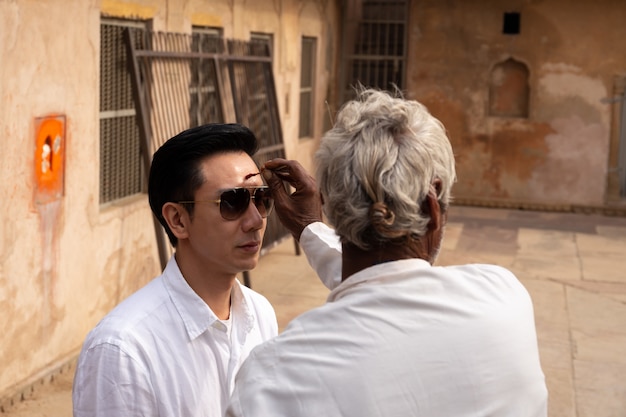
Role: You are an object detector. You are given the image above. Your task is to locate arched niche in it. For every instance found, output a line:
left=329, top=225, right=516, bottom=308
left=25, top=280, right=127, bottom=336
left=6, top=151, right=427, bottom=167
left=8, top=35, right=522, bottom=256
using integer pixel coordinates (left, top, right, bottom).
left=489, top=58, right=529, bottom=118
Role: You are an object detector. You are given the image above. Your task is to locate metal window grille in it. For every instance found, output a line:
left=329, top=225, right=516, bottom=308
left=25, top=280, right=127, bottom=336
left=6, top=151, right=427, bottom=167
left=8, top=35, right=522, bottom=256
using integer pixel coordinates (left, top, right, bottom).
left=250, top=32, right=274, bottom=58
left=341, top=0, right=408, bottom=102
left=100, top=19, right=146, bottom=203
left=299, top=37, right=316, bottom=138
left=190, top=27, right=224, bottom=127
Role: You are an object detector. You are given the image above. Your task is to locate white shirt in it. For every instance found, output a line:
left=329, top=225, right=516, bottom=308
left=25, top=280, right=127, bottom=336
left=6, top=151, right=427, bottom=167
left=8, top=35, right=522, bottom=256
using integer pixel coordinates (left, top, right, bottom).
left=73, top=256, right=277, bottom=417
left=227, top=222, right=548, bottom=417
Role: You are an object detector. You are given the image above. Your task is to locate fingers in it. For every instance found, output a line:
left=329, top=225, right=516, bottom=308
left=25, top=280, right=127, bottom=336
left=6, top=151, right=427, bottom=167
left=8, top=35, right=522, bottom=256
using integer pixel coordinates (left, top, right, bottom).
left=263, top=158, right=290, bottom=170
left=263, top=159, right=317, bottom=192
left=262, top=169, right=290, bottom=213
left=261, top=158, right=323, bottom=240
left=261, top=167, right=284, bottom=190
left=263, top=159, right=300, bottom=186
left=262, top=160, right=300, bottom=199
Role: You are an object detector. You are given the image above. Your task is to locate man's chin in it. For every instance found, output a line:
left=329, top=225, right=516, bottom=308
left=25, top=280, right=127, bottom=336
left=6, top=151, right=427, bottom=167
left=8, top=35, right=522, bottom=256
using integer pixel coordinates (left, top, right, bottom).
left=238, top=259, right=259, bottom=274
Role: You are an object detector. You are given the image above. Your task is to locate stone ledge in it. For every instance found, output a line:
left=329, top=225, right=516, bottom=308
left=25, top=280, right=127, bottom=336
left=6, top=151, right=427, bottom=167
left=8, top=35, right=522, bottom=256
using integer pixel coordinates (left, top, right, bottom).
left=453, top=198, right=626, bottom=217
left=0, top=357, right=76, bottom=414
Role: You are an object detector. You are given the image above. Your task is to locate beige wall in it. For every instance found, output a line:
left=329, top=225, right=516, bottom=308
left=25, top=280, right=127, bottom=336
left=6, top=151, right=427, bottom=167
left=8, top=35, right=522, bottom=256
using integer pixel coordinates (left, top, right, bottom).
left=0, top=0, right=339, bottom=400
left=406, top=0, right=626, bottom=208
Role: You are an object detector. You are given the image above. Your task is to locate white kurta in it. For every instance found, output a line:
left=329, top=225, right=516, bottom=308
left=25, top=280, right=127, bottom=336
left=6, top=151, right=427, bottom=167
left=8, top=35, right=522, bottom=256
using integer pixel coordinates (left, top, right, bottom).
left=227, top=222, right=548, bottom=417
left=73, top=256, right=277, bottom=417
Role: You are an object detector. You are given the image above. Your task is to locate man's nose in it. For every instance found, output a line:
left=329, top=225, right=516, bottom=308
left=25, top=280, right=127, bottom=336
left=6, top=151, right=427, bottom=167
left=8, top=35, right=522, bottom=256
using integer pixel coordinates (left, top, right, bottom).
left=241, top=199, right=265, bottom=231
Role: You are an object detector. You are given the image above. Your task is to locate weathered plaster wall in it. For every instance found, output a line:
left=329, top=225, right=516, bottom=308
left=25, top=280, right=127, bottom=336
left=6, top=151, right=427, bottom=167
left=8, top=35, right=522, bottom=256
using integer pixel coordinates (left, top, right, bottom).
left=0, top=0, right=339, bottom=400
left=0, top=0, right=162, bottom=396
left=407, top=0, right=626, bottom=207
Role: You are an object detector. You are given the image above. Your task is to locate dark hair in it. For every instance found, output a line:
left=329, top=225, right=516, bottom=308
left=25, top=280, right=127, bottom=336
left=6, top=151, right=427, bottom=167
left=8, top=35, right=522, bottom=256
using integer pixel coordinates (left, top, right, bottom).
left=148, top=123, right=259, bottom=246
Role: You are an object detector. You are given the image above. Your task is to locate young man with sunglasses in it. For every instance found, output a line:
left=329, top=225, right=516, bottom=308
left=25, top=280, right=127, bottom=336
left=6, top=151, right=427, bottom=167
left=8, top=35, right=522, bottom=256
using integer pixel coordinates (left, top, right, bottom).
left=73, top=123, right=278, bottom=417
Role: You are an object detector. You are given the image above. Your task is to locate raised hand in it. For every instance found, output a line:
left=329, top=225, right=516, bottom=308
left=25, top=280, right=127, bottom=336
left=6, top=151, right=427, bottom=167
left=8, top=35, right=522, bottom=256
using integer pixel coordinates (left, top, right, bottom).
left=262, top=158, right=323, bottom=240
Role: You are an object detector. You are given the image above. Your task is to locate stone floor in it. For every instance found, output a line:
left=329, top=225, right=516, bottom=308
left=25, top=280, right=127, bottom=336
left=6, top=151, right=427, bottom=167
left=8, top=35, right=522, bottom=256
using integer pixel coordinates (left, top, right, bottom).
left=4, top=205, right=626, bottom=416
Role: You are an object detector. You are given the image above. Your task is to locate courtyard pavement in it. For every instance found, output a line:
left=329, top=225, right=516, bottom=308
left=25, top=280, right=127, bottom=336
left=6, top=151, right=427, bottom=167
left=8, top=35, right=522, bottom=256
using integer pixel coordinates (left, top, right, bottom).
left=4, top=205, right=626, bottom=416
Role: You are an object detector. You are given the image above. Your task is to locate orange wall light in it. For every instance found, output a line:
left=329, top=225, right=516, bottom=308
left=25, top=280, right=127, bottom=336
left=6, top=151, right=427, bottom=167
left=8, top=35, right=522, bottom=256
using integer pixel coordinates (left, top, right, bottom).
left=34, top=115, right=65, bottom=203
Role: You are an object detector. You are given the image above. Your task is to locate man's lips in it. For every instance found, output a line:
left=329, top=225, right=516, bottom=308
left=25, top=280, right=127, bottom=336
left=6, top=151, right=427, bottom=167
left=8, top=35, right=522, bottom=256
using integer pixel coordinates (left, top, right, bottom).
left=238, top=241, right=261, bottom=251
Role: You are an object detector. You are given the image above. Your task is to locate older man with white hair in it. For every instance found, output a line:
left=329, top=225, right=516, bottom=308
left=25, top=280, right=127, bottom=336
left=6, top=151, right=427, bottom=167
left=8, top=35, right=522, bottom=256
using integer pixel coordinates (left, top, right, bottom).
left=227, top=88, right=548, bottom=417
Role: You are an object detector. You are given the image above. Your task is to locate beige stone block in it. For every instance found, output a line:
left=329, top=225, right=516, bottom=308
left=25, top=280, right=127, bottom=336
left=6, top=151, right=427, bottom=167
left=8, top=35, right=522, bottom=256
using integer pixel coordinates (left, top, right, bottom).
left=521, top=279, right=571, bottom=352
left=572, top=330, right=626, bottom=365
left=276, top=272, right=331, bottom=298
left=440, top=222, right=463, bottom=251
left=607, top=293, right=626, bottom=303
left=574, top=360, right=626, bottom=417
left=537, top=338, right=572, bottom=370
left=553, top=279, right=626, bottom=304
left=567, top=286, right=626, bottom=364
left=456, top=225, right=518, bottom=256
left=509, top=279, right=576, bottom=417
left=513, top=229, right=581, bottom=279
left=570, top=231, right=626, bottom=284
left=270, top=294, right=327, bottom=331
left=576, top=232, right=626, bottom=256
left=543, top=367, right=576, bottom=417
left=595, top=225, right=626, bottom=240
left=517, top=228, right=578, bottom=257
left=436, top=250, right=515, bottom=269
left=580, top=254, right=626, bottom=284
left=510, top=255, right=582, bottom=281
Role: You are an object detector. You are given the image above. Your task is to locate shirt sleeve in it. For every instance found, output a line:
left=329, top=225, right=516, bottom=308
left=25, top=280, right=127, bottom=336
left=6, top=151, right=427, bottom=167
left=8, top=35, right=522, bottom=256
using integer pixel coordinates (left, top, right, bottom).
left=299, top=222, right=342, bottom=290
left=73, top=342, right=157, bottom=417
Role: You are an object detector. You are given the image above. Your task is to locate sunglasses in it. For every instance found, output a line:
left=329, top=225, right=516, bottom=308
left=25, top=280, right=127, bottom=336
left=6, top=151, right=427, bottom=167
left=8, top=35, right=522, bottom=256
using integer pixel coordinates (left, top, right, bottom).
left=178, top=186, right=274, bottom=221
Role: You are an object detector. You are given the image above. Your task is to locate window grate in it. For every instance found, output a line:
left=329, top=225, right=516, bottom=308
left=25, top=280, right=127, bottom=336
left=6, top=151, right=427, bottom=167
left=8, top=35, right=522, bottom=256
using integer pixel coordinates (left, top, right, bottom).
left=341, top=0, right=408, bottom=102
left=299, top=37, right=316, bottom=138
left=100, top=19, right=146, bottom=204
left=190, top=27, right=224, bottom=127
left=99, top=116, right=142, bottom=201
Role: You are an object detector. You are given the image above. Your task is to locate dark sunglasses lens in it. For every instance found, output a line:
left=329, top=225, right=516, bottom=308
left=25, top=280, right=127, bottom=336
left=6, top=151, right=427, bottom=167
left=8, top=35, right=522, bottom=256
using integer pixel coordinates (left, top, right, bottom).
left=253, top=188, right=274, bottom=217
left=219, top=189, right=250, bottom=220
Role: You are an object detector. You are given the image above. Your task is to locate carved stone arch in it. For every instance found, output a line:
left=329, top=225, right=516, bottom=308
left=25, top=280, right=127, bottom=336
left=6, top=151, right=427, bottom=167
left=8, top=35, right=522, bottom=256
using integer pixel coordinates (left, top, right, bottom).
left=489, top=57, right=530, bottom=118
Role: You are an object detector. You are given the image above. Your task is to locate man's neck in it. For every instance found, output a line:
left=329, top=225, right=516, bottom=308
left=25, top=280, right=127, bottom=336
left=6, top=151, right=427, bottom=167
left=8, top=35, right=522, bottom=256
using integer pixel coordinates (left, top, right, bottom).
left=341, top=239, right=431, bottom=280
left=174, top=252, right=235, bottom=320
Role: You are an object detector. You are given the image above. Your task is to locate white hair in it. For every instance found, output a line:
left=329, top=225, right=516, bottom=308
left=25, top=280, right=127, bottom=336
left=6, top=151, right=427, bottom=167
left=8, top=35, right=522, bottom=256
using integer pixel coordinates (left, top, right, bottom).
left=315, top=88, right=456, bottom=250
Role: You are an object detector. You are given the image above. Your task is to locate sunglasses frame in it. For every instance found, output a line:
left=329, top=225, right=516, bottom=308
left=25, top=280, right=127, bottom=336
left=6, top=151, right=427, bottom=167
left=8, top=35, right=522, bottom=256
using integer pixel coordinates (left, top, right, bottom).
left=177, top=185, right=274, bottom=220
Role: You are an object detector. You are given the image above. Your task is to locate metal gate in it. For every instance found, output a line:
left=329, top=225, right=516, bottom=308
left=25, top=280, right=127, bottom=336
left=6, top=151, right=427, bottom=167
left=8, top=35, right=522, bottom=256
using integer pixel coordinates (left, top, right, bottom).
left=125, top=28, right=293, bottom=285
left=339, top=0, right=409, bottom=102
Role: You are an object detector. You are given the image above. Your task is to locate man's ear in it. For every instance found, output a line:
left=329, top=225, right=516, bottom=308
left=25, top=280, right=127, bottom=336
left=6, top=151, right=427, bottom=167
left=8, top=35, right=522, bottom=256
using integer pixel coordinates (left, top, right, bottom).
left=162, top=202, right=190, bottom=240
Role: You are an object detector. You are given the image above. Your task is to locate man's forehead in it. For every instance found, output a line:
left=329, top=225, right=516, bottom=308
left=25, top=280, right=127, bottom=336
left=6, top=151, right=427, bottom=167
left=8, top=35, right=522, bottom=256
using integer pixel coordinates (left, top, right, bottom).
left=198, top=153, right=262, bottom=189
left=201, top=151, right=257, bottom=172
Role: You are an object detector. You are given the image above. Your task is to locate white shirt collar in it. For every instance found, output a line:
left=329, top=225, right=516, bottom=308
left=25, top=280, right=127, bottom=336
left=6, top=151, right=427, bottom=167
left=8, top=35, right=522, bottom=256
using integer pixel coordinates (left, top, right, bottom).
left=161, top=256, right=255, bottom=341
left=328, top=258, right=432, bottom=302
